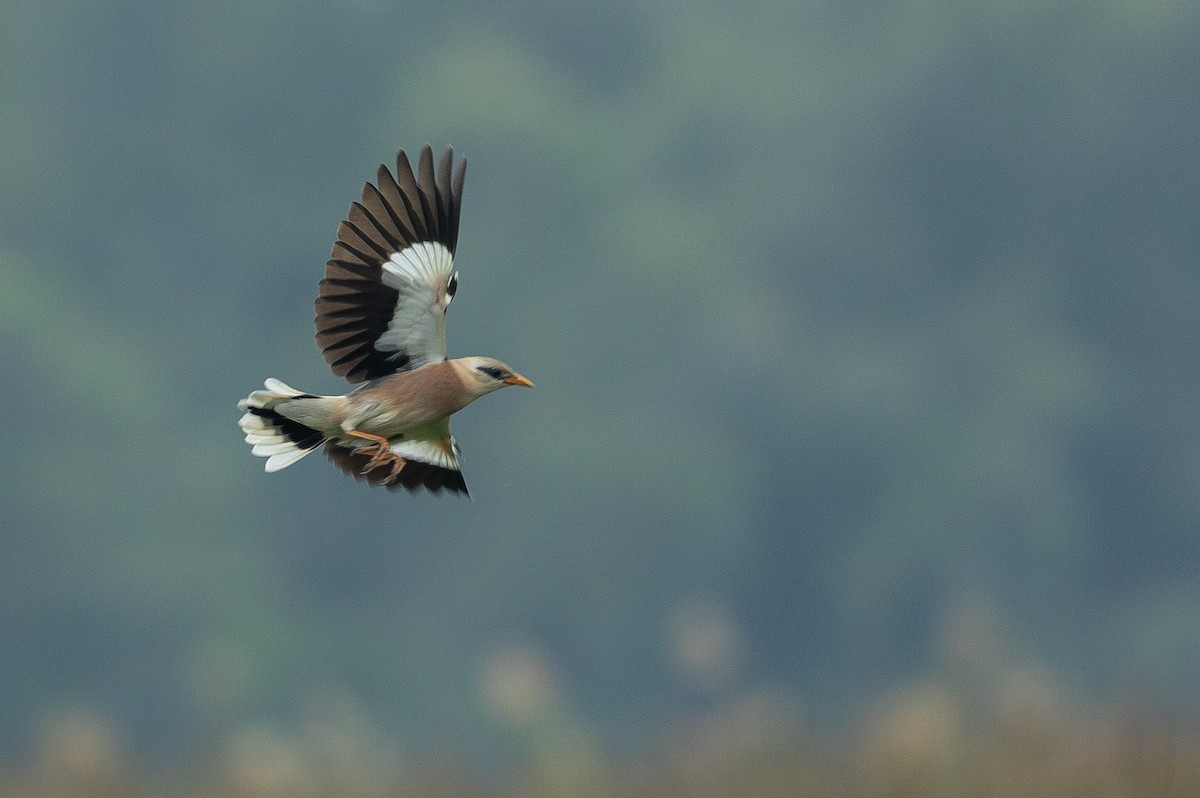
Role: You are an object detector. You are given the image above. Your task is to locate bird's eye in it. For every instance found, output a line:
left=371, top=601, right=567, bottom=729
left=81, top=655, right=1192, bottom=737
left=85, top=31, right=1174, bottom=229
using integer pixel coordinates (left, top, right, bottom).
left=477, top=365, right=504, bottom=380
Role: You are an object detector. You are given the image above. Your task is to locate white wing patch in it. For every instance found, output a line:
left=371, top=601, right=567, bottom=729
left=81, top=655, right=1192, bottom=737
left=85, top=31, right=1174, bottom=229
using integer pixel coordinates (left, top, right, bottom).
left=382, top=242, right=454, bottom=293
left=390, top=436, right=461, bottom=471
left=375, top=241, right=455, bottom=368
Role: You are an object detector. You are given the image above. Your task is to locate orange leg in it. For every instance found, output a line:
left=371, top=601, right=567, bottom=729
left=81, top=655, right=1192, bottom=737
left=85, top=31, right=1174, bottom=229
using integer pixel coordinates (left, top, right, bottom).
left=345, top=428, right=390, bottom=447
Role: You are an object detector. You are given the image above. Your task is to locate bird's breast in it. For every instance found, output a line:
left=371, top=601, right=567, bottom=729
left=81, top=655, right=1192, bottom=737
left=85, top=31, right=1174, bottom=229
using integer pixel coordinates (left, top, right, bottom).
left=345, top=364, right=470, bottom=436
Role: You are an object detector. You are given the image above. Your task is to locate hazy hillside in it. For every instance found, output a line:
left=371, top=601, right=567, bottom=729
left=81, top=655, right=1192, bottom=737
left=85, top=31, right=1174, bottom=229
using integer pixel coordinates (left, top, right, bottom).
left=2, top=0, right=1198, bottom=783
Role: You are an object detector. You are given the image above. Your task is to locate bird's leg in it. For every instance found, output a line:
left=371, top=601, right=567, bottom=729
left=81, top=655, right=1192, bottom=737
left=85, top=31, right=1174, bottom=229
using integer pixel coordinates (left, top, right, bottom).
left=344, top=429, right=402, bottom=472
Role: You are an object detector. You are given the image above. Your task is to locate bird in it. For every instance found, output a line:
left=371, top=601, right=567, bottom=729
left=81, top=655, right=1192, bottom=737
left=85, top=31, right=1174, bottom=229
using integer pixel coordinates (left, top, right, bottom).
left=237, top=145, right=532, bottom=496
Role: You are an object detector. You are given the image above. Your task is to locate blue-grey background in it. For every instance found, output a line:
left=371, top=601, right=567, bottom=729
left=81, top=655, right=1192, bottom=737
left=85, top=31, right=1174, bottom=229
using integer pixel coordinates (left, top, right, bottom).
left=3, top=0, right=1198, bottom=784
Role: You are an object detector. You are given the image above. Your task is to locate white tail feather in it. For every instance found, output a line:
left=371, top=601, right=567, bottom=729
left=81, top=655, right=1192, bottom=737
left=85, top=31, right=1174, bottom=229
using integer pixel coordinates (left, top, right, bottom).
left=266, top=448, right=315, bottom=472
left=237, top=378, right=326, bottom=472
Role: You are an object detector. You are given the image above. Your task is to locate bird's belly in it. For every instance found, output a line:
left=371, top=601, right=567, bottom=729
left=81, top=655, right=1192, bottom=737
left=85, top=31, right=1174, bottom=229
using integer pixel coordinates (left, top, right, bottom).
left=346, top=402, right=445, bottom=440
left=352, top=408, right=406, bottom=437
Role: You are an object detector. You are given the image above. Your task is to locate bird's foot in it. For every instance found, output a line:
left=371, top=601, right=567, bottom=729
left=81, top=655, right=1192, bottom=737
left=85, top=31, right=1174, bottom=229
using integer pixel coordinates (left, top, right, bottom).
left=346, top=429, right=408, bottom=483
left=355, top=439, right=400, bottom=472
left=355, top=436, right=408, bottom=480
left=380, top=454, right=408, bottom=485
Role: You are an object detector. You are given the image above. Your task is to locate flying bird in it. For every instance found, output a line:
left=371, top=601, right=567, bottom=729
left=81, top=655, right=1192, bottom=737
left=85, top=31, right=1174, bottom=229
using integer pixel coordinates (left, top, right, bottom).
left=237, top=146, right=532, bottom=495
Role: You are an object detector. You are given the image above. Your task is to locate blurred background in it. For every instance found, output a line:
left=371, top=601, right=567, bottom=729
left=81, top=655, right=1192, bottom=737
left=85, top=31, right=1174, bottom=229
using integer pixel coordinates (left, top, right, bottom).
left=3, top=1, right=1200, bottom=795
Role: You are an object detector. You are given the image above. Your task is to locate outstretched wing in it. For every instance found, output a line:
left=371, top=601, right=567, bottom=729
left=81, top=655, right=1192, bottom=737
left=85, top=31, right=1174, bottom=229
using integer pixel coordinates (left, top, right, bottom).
left=315, top=145, right=466, bottom=383
left=323, top=429, right=468, bottom=495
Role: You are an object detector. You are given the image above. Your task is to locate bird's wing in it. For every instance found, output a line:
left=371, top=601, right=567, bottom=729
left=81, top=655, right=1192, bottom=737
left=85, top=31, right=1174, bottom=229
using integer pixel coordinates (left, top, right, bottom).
left=323, top=422, right=467, bottom=495
left=315, top=145, right=466, bottom=383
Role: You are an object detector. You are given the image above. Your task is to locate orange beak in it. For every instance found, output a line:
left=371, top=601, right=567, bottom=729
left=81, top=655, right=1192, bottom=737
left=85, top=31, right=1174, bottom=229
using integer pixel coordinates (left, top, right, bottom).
left=504, top=373, right=534, bottom=388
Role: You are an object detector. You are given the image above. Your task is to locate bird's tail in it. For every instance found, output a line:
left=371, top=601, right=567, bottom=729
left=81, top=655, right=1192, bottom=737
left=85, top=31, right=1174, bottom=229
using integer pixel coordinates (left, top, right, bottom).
left=237, top=378, right=327, bottom=472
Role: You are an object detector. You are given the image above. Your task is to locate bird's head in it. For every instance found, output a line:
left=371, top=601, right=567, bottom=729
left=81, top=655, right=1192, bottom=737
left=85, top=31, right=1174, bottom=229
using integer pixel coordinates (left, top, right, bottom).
left=458, top=356, right=534, bottom=397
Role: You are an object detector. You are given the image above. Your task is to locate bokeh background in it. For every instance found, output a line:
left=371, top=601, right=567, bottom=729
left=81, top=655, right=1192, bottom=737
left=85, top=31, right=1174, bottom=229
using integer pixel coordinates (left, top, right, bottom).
left=4, top=1, right=1200, bottom=795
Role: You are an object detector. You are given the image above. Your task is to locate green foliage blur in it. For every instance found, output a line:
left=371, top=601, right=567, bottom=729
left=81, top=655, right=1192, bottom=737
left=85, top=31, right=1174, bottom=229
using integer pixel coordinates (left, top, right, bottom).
left=3, top=0, right=1199, bottom=785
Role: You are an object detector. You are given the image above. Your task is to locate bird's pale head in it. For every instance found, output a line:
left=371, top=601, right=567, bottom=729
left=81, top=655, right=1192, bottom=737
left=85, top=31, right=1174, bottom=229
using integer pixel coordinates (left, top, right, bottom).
left=457, top=356, right=534, bottom=397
